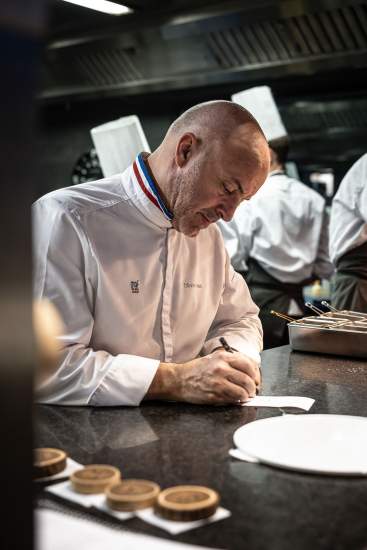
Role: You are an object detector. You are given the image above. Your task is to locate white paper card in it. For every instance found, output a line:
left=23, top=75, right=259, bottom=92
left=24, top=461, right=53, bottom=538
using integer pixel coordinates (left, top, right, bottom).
left=228, top=448, right=259, bottom=463
left=94, top=500, right=133, bottom=520
left=36, top=509, right=221, bottom=550
left=34, top=458, right=83, bottom=482
left=46, top=481, right=106, bottom=508
left=241, top=396, right=315, bottom=411
left=136, top=506, right=231, bottom=535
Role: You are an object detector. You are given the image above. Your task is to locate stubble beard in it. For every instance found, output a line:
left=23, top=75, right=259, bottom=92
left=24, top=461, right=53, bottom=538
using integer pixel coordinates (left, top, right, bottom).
left=171, top=165, right=202, bottom=237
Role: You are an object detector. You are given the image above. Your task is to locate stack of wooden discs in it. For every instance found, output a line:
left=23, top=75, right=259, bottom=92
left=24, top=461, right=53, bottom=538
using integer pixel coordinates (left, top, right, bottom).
left=33, top=448, right=67, bottom=479
left=155, top=485, right=219, bottom=521
left=106, top=479, right=161, bottom=511
left=70, top=465, right=120, bottom=494
left=36, top=455, right=220, bottom=524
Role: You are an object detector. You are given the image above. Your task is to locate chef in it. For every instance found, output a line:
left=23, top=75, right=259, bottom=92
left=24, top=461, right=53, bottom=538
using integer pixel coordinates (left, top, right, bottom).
left=33, top=100, right=269, bottom=406
left=219, top=86, right=333, bottom=348
left=329, top=153, right=367, bottom=312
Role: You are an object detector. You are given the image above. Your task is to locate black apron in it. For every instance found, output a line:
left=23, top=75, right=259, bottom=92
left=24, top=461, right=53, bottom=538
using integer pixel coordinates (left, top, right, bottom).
left=331, top=241, right=367, bottom=312
left=243, top=258, right=311, bottom=350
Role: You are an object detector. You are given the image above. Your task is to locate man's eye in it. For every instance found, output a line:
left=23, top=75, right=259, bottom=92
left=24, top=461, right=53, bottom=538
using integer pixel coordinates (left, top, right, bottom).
left=222, top=183, right=231, bottom=195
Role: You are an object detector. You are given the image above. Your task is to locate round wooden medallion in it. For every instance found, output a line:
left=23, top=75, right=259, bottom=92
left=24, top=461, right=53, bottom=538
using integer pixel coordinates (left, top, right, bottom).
left=154, top=485, right=219, bottom=521
left=33, top=448, right=67, bottom=479
left=106, top=479, right=161, bottom=511
left=70, top=465, right=120, bottom=494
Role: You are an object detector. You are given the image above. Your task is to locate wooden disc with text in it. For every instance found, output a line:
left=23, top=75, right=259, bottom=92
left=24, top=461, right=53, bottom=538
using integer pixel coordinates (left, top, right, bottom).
left=106, top=479, right=161, bottom=511
left=70, top=465, right=120, bottom=494
left=33, top=448, right=67, bottom=479
left=155, top=485, right=219, bottom=521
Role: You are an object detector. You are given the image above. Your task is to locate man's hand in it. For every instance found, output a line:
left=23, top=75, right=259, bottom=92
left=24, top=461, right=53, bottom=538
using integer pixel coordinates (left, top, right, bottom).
left=145, top=350, right=261, bottom=405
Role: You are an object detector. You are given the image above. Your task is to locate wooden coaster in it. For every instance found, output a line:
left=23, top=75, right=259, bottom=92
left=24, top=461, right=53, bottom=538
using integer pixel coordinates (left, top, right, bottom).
left=154, top=485, right=219, bottom=522
left=106, top=479, right=161, bottom=511
left=34, top=448, right=67, bottom=479
left=70, top=465, right=120, bottom=494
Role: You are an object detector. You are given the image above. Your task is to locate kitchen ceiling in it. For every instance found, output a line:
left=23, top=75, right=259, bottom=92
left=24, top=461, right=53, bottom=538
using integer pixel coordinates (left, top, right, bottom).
left=41, top=0, right=367, bottom=165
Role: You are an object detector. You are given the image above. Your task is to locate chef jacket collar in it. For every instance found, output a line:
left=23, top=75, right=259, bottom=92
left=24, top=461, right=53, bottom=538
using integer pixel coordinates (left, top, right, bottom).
left=269, top=169, right=285, bottom=177
left=131, top=152, right=173, bottom=229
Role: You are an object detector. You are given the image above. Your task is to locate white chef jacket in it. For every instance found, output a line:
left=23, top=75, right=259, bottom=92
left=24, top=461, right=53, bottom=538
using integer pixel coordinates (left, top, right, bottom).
left=329, top=153, right=367, bottom=264
left=32, top=154, right=262, bottom=406
left=219, top=172, right=333, bottom=283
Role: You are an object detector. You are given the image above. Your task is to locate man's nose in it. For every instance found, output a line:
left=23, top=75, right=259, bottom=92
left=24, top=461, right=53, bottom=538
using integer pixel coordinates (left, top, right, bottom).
left=220, top=197, right=240, bottom=222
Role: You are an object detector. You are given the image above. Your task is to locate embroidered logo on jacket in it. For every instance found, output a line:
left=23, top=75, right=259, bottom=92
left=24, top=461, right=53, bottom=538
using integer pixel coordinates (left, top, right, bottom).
left=184, top=282, right=203, bottom=289
left=130, top=280, right=140, bottom=294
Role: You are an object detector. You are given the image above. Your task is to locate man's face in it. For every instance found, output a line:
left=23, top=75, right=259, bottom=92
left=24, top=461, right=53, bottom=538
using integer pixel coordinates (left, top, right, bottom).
left=171, top=137, right=268, bottom=237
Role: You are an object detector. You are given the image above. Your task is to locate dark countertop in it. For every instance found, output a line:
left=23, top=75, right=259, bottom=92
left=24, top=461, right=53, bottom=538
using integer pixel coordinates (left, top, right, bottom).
left=35, top=346, right=367, bottom=550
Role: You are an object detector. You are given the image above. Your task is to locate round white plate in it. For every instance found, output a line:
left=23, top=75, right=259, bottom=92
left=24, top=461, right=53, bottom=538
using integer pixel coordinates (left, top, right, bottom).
left=233, top=414, right=367, bottom=475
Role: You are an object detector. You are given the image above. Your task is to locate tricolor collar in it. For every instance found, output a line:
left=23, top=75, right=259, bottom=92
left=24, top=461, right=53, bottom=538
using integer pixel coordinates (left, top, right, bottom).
left=133, top=153, right=173, bottom=222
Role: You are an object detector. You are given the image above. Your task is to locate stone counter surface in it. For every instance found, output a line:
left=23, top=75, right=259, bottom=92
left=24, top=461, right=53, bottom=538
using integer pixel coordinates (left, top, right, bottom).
left=35, top=346, right=367, bottom=550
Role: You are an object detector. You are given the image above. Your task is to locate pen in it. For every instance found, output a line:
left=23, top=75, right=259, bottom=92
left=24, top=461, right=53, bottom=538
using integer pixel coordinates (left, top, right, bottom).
left=219, top=336, right=260, bottom=396
left=219, top=336, right=233, bottom=353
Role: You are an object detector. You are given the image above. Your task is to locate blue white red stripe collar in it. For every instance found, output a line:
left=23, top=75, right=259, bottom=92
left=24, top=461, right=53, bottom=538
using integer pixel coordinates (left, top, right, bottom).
left=133, top=153, right=173, bottom=221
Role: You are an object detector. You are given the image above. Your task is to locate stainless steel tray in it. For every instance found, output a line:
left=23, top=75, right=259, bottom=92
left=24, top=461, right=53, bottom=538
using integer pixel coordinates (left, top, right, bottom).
left=288, top=310, right=367, bottom=359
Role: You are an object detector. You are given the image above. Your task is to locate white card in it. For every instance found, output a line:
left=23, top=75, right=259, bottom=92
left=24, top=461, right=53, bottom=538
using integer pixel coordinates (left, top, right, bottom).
left=45, top=481, right=105, bottom=508
left=136, top=506, right=231, bottom=535
left=241, top=396, right=315, bottom=411
left=94, top=500, right=133, bottom=520
left=35, top=458, right=83, bottom=482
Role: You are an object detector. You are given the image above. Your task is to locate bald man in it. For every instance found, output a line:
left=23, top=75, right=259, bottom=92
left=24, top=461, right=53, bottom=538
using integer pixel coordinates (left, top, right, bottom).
left=33, top=101, right=270, bottom=407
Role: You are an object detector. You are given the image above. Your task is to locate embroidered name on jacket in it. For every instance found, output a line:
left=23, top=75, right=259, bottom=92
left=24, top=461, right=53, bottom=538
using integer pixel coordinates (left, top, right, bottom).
left=184, top=282, right=203, bottom=289
left=130, top=280, right=140, bottom=293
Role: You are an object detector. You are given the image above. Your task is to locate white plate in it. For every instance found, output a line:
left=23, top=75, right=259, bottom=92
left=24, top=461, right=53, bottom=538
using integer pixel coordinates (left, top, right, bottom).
left=233, top=414, right=367, bottom=475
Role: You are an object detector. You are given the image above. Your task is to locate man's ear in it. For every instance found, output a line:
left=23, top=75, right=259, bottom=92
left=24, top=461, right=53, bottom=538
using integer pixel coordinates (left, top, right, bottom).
left=175, top=133, right=197, bottom=167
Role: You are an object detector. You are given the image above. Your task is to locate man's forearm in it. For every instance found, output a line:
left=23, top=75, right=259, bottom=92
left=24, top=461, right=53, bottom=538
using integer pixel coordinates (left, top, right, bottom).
left=145, top=362, right=182, bottom=401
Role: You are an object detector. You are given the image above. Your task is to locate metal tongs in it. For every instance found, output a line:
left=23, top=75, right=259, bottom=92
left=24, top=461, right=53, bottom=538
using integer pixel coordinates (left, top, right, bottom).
left=270, top=310, right=295, bottom=323
left=305, top=301, right=367, bottom=329
left=271, top=303, right=367, bottom=331
left=321, top=301, right=339, bottom=312
left=305, top=302, right=324, bottom=315
left=271, top=302, right=336, bottom=323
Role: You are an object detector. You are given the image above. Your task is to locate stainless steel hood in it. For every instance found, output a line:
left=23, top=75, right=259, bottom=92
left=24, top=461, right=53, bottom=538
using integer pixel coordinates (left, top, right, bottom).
left=38, top=0, right=367, bottom=167
left=41, top=0, right=367, bottom=101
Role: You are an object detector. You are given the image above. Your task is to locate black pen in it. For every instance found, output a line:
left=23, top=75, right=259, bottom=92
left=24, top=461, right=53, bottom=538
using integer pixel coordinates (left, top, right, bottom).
left=219, top=336, right=233, bottom=353
left=220, top=336, right=260, bottom=395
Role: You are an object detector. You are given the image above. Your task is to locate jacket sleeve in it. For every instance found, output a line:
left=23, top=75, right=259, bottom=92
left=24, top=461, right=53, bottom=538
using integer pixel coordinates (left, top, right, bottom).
left=313, top=207, right=334, bottom=280
left=357, top=154, right=367, bottom=223
left=201, top=239, right=263, bottom=363
left=32, top=198, right=159, bottom=407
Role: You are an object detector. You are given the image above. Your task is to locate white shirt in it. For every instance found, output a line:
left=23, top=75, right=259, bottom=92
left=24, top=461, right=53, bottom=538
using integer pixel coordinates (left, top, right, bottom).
left=329, top=153, right=367, bottom=264
left=219, top=172, right=333, bottom=283
left=32, top=155, right=262, bottom=406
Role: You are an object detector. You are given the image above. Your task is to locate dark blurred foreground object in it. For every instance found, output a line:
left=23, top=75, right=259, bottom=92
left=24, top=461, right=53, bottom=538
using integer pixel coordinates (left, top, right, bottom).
left=0, top=1, right=46, bottom=549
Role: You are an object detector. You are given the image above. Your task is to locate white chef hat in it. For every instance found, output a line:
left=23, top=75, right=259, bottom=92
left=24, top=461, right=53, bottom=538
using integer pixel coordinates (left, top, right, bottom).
left=231, top=85, right=287, bottom=142
left=91, top=115, right=150, bottom=177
